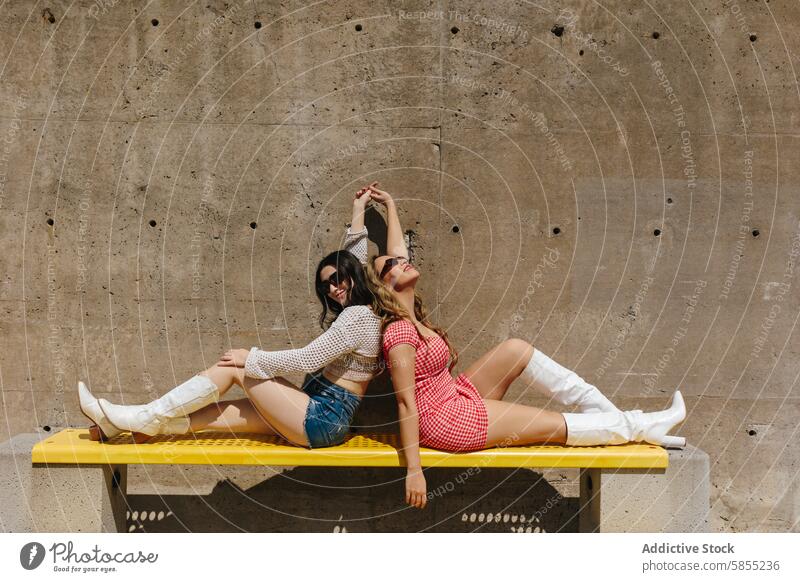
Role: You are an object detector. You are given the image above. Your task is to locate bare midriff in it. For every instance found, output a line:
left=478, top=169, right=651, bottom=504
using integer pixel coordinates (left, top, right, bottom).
left=322, top=370, right=371, bottom=398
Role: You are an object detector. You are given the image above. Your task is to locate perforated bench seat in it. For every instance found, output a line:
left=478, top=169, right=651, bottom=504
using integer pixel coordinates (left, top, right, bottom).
left=25, top=429, right=695, bottom=532
left=32, top=428, right=667, bottom=469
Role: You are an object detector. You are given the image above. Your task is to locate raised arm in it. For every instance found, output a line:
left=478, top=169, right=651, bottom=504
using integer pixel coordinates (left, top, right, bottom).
left=386, top=334, right=426, bottom=509
left=342, top=186, right=371, bottom=264
left=368, top=183, right=408, bottom=259
left=244, top=307, right=365, bottom=379
left=351, top=185, right=369, bottom=231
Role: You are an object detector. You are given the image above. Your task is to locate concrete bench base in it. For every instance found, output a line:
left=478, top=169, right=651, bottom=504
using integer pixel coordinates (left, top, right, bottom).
left=580, top=443, right=710, bottom=532
left=1, top=434, right=127, bottom=532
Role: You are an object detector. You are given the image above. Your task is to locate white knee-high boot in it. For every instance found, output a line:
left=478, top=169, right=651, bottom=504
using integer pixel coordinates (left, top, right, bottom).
left=562, top=391, right=687, bottom=448
left=98, top=374, right=220, bottom=436
left=521, top=348, right=620, bottom=413
left=78, top=381, right=129, bottom=440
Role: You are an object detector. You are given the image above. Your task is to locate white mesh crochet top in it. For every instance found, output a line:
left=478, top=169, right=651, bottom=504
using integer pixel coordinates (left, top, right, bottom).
left=244, top=226, right=383, bottom=382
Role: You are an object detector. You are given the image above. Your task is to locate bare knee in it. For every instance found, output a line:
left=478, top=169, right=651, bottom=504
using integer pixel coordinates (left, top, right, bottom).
left=198, top=364, right=243, bottom=393
left=503, top=338, right=534, bottom=366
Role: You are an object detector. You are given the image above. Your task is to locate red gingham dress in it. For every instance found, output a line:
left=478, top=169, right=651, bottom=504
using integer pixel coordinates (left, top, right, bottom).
left=382, top=319, right=489, bottom=452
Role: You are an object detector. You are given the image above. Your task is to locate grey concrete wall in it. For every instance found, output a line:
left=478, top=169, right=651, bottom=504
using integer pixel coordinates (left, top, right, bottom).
left=0, top=0, right=797, bottom=532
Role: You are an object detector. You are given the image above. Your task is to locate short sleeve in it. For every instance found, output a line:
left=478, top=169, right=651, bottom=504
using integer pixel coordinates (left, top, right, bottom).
left=382, top=319, right=419, bottom=361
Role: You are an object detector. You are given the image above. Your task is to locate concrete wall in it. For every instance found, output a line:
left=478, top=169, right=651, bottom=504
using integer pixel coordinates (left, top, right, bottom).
left=0, top=0, right=797, bottom=532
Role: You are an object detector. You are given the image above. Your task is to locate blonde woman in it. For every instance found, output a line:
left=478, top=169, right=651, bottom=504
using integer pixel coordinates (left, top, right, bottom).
left=364, top=186, right=686, bottom=509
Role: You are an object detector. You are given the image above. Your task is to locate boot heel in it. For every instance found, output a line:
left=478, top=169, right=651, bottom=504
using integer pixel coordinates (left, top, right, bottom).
left=132, top=432, right=151, bottom=444
left=88, top=424, right=108, bottom=442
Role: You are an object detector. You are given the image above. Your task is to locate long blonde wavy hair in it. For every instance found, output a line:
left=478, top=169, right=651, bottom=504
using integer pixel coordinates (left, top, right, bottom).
left=364, top=255, right=459, bottom=373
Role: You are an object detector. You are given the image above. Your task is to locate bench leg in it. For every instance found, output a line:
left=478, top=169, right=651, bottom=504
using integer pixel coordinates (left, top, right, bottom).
left=30, top=463, right=128, bottom=533
left=578, top=468, right=601, bottom=532
left=578, top=445, right=711, bottom=532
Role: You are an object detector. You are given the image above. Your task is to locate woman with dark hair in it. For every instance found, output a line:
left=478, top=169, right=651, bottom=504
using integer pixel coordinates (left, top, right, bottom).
left=78, top=184, right=387, bottom=449
left=365, top=185, right=687, bottom=509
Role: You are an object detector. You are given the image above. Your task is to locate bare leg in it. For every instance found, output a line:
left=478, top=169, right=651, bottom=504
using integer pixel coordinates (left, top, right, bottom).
left=239, top=376, right=311, bottom=447
left=195, top=365, right=311, bottom=446
left=483, top=399, right=567, bottom=447
left=462, top=339, right=534, bottom=400
left=188, top=399, right=278, bottom=435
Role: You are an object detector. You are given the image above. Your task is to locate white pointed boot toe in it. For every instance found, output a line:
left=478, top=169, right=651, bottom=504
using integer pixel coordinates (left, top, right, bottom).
left=660, top=434, right=687, bottom=448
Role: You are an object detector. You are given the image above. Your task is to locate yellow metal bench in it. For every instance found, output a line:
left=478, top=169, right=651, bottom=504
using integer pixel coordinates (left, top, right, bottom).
left=30, top=428, right=671, bottom=532
left=33, top=428, right=667, bottom=468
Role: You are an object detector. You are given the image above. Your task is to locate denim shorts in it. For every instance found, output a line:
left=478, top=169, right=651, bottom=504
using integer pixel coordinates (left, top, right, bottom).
left=301, top=372, right=361, bottom=448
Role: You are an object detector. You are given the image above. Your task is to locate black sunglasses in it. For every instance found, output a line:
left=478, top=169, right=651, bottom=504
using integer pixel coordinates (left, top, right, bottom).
left=379, top=256, right=410, bottom=279
left=318, top=269, right=346, bottom=292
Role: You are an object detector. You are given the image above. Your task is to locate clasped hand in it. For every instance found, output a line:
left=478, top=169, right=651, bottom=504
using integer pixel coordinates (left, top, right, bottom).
left=354, top=181, right=392, bottom=206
